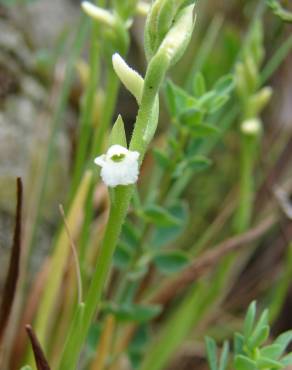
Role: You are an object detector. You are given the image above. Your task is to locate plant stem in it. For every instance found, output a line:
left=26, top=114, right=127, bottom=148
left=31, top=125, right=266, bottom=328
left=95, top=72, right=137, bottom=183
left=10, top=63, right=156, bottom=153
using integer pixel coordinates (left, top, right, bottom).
left=57, top=185, right=133, bottom=370
left=58, top=51, right=169, bottom=370
left=234, top=134, right=258, bottom=233
left=70, top=23, right=102, bottom=197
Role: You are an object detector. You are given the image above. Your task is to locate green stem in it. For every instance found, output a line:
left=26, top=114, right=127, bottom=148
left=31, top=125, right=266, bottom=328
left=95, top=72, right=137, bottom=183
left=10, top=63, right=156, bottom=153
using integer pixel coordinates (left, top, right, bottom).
left=130, top=52, right=169, bottom=154
left=58, top=51, right=169, bottom=370
left=57, top=186, right=134, bottom=370
left=261, top=33, right=292, bottom=84
left=70, top=23, right=102, bottom=197
left=234, top=134, right=257, bottom=233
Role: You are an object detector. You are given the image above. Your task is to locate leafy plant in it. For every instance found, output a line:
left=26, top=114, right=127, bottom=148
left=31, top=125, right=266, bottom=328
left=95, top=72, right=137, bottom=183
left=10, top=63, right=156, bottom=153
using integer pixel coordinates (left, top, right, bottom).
left=206, top=302, right=292, bottom=370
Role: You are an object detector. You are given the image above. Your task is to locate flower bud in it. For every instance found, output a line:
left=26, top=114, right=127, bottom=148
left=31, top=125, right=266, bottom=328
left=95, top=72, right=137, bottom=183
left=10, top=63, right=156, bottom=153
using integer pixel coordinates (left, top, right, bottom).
left=144, top=0, right=177, bottom=59
left=81, top=1, right=115, bottom=27
left=137, top=2, right=150, bottom=16
left=241, top=118, right=262, bottom=136
left=157, top=4, right=195, bottom=66
left=255, top=87, right=273, bottom=111
left=112, top=53, right=144, bottom=103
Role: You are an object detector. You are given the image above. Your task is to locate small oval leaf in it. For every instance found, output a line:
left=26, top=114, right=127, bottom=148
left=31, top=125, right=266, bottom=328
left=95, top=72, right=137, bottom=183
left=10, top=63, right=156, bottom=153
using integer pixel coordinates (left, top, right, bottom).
left=153, top=250, right=190, bottom=274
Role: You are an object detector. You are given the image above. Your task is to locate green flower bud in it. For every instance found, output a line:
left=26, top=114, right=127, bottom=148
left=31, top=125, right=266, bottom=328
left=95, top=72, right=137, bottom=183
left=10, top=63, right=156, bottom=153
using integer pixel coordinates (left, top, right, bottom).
left=136, top=2, right=150, bottom=16
left=157, top=4, right=195, bottom=66
left=144, top=0, right=176, bottom=59
left=235, top=62, right=249, bottom=100
left=246, top=87, right=273, bottom=117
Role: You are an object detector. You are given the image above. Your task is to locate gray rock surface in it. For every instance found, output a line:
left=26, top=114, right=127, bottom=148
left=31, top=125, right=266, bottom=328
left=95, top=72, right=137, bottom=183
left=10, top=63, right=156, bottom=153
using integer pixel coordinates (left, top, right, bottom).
left=0, top=8, right=72, bottom=276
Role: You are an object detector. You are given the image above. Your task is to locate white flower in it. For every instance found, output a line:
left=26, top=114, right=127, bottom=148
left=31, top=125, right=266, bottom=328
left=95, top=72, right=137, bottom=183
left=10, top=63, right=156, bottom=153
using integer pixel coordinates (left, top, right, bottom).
left=241, top=118, right=262, bottom=135
left=94, top=145, right=140, bottom=187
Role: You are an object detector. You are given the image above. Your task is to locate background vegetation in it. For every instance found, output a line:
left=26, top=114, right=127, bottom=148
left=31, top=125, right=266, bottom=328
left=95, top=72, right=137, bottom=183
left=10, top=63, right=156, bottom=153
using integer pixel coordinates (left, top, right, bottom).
left=0, top=0, right=291, bottom=369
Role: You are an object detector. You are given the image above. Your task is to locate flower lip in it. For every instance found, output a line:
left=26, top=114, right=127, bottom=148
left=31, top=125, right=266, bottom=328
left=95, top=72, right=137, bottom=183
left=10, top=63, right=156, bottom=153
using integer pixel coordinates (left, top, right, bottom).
left=107, top=144, right=129, bottom=159
left=94, top=145, right=140, bottom=187
left=110, top=153, right=126, bottom=162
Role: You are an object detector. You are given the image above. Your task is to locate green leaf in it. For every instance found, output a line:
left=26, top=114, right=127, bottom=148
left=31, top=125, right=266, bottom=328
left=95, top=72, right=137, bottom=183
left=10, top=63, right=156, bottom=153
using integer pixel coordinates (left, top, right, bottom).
left=234, top=333, right=244, bottom=356
left=205, top=337, right=218, bottom=370
left=252, top=308, right=269, bottom=335
left=213, top=74, right=234, bottom=96
left=193, top=72, right=206, bottom=97
left=247, top=325, right=269, bottom=349
left=281, top=353, right=292, bottom=367
left=121, top=221, right=140, bottom=250
left=189, top=123, right=219, bottom=137
left=218, top=341, right=229, bottom=370
left=109, top=114, right=127, bottom=147
left=234, top=355, right=257, bottom=370
left=157, top=0, right=176, bottom=44
left=153, top=250, right=190, bottom=274
left=152, top=148, right=171, bottom=169
left=180, top=108, right=204, bottom=126
left=186, top=155, right=212, bottom=170
left=127, top=264, right=148, bottom=281
left=143, top=205, right=181, bottom=227
left=174, top=155, right=211, bottom=177
left=256, top=356, right=283, bottom=369
left=260, top=344, right=282, bottom=360
left=164, top=80, right=194, bottom=116
left=244, top=301, right=257, bottom=339
left=198, top=91, right=217, bottom=110
left=87, top=322, right=102, bottom=353
left=209, top=95, right=230, bottom=113
left=105, top=303, right=162, bottom=323
left=20, top=367, right=33, bottom=370
left=150, top=202, right=189, bottom=248
left=129, top=325, right=150, bottom=353
left=113, top=243, right=133, bottom=269
left=274, top=330, right=292, bottom=355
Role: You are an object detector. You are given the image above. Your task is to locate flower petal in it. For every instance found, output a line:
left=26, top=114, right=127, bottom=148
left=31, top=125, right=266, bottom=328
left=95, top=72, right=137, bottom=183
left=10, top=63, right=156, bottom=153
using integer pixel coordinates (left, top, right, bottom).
left=94, top=155, right=106, bottom=167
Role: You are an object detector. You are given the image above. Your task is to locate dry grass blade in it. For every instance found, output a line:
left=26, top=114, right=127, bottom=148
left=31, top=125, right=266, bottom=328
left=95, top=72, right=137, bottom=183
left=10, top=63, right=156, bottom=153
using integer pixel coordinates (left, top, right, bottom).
left=59, top=204, right=83, bottom=304
left=0, top=178, right=23, bottom=344
left=25, top=325, right=50, bottom=370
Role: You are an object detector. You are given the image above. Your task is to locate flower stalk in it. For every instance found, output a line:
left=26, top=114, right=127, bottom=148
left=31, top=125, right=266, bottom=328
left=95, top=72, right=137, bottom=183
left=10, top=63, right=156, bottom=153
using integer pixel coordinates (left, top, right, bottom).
left=58, top=1, right=196, bottom=368
left=234, top=20, right=272, bottom=233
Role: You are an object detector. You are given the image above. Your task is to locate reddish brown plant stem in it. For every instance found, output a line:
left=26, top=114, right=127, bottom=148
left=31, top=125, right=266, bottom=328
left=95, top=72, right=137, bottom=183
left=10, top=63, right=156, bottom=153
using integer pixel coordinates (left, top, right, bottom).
left=0, top=178, right=23, bottom=344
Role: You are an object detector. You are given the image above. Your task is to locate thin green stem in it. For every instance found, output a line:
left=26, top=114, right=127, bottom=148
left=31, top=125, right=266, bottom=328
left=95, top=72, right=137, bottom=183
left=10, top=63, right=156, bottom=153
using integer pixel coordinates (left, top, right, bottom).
left=261, top=33, right=292, bottom=84
left=58, top=51, right=169, bottom=370
left=70, top=23, right=102, bottom=197
left=184, top=14, right=224, bottom=89
left=57, top=186, right=133, bottom=370
left=234, top=135, right=258, bottom=233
